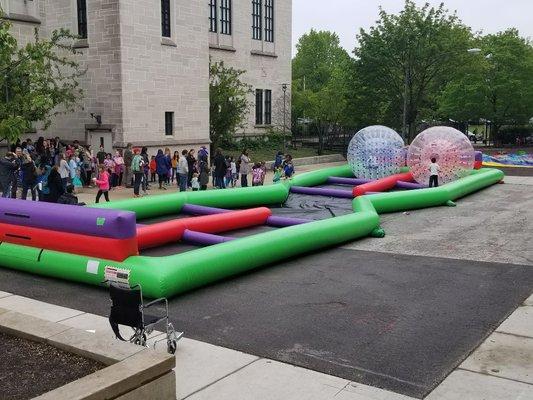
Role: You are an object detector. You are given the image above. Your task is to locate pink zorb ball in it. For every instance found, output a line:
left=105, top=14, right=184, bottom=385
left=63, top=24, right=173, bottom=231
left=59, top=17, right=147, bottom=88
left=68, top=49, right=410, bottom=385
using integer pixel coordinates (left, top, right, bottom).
left=408, top=126, right=475, bottom=185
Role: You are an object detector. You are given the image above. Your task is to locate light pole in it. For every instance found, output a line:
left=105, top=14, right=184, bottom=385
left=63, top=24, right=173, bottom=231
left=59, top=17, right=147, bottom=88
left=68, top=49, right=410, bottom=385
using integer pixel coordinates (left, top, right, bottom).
left=282, top=83, right=288, bottom=153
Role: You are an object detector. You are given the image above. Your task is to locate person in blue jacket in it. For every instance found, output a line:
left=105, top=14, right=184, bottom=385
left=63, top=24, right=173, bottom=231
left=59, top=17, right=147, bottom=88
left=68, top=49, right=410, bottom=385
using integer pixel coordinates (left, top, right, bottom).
left=155, top=149, right=171, bottom=190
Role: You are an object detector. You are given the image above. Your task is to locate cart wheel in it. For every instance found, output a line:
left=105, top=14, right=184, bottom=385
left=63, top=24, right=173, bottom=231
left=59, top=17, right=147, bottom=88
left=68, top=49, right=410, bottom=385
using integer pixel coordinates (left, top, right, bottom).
left=168, top=340, right=177, bottom=354
left=134, top=334, right=147, bottom=346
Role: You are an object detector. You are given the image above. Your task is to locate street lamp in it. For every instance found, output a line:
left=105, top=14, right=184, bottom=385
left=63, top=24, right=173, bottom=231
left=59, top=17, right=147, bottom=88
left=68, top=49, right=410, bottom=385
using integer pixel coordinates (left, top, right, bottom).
left=281, top=83, right=288, bottom=153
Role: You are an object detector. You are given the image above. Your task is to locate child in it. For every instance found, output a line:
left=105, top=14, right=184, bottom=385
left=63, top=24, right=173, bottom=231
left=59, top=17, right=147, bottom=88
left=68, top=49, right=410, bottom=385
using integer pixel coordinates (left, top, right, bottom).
left=283, top=155, right=294, bottom=179
left=93, top=165, right=110, bottom=203
left=191, top=172, right=200, bottom=191
left=57, top=184, right=86, bottom=206
left=428, top=157, right=440, bottom=188
left=273, top=166, right=282, bottom=183
left=225, top=157, right=233, bottom=188
left=149, top=155, right=157, bottom=183
left=259, top=161, right=266, bottom=185
left=230, top=157, right=238, bottom=187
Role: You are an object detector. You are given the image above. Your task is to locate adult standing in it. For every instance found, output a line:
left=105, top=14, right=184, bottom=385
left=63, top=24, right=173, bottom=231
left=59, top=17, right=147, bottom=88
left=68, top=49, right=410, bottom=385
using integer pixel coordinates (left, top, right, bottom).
left=131, top=148, right=144, bottom=198
left=113, top=150, right=125, bottom=187
left=177, top=149, right=189, bottom=192
left=123, top=143, right=133, bottom=188
left=46, top=165, right=64, bottom=203
left=21, top=153, right=37, bottom=200
left=213, top=148, right=226, bottom=189
left=186, top=149, right=196, bottom=187
left=10, top=147, right=23, bottom=198
left=140, top=147, right=150, bottom=193
left=58, top=153, right=70, bottom=188
left=155, top=149, right=171, bottom=190
left=0, top=153, right=17, bottom=198
left=240, top=149, right=251, bottom=187
left=96, top=145, right=107, bottom=165
left=198, top=153, right=210, bottom=191
left=164, top=148, right=172, bottom=185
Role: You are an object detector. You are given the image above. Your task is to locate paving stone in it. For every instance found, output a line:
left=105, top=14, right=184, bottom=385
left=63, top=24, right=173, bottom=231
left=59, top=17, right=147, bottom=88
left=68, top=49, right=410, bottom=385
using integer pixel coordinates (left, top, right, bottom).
left=47, top=327, right=145, bottom=365
left=460, top=332, right=533, bottom=384
left=0, top=310, right=70, bottom=340
left=0, top=295, right=83, bottom=322
left=0, top=290, right=12, bottom=298
left=426, top=369, right=533, bottom=400
left=334, top=381, right=415, bottom=399
left=0, top=307, right=8, bottom=315
left=496, top=306, right=533, bottom=338
left=186, top=358, right=349, bottom=400
left=524, top=293, right=533, bottom=306
left=174, top=338, right=259, bottom=399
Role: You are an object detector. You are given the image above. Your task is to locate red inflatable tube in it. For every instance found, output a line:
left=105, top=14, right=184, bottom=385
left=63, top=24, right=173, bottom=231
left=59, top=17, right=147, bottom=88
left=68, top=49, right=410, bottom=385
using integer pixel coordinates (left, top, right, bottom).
left=353, top=172, right=414, bottom=197
left=474, top=160, right=482, bottom=170
left=0, top=223, right=138, bottom=261
left=136, top=207, right=272, bottom=249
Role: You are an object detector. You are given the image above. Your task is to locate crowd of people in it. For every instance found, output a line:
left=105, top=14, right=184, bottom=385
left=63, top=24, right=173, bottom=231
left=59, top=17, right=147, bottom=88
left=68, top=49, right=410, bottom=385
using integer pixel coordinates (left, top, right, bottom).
left=0, top=137, right=297, bottom=204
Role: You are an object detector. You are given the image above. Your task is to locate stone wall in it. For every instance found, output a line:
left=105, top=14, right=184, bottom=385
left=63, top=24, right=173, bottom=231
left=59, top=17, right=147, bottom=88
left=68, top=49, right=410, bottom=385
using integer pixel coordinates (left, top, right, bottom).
left=208, top=0, right=292, bottom=138
left=42, top=0, right=124, bottom=144
left=118, top=0, right=210, bottom=150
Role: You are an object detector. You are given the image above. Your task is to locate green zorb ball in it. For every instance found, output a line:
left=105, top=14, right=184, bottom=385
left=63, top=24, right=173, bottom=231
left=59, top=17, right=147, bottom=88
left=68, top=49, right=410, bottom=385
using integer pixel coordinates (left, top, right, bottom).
left=347, top=125, right=405, bottom=179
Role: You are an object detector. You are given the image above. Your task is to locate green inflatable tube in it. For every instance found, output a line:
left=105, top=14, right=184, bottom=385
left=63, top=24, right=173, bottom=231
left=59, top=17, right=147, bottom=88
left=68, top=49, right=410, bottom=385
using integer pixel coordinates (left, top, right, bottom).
left=93, top=183, right=290, bottom=218
left=0, top=166, right=504, bottom=298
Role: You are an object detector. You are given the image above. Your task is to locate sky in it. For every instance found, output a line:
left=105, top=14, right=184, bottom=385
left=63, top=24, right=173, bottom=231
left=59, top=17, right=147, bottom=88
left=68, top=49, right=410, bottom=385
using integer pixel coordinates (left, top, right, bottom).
left=292, top=0, right=533, bottom=55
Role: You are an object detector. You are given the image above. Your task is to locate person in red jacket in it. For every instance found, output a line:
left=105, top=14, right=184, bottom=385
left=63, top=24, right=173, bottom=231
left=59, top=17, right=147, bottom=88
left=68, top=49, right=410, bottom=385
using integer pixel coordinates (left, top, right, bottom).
left=93, top=164, right=110, bottom=203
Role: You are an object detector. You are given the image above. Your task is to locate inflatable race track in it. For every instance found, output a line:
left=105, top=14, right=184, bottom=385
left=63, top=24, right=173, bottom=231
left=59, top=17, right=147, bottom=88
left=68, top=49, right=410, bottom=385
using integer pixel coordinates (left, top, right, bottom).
left=0, top=164, right=503, bottom=298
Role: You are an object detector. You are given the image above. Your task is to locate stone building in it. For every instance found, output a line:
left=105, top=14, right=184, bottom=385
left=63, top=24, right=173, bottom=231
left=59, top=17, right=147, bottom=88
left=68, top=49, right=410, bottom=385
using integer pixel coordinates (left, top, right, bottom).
left=0, top=0, right=291, bottom=153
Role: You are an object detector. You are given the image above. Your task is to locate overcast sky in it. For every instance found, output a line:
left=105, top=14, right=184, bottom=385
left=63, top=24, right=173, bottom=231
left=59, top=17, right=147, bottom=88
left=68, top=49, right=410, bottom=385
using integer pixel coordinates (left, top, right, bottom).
left=292, top=0, right=533, bottom=55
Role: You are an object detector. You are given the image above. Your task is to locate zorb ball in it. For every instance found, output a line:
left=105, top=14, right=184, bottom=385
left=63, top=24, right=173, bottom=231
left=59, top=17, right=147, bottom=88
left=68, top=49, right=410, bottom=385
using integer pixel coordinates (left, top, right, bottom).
left=407, top=126, right=475, bottom=185
left=347, top=125, right=405, bottom=179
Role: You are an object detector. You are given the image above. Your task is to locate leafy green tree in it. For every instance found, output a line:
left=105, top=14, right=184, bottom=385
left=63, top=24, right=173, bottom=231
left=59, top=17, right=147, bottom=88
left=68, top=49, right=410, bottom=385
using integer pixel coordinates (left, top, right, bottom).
left=292, top=30, right=353, bottom=154
left=352, top=0, right=472, bottom=142
left=209, top=60, right=252, bottom=149
left=438, top=29, right=533, bottom=141
left=0, top=16, right=84, bottom=144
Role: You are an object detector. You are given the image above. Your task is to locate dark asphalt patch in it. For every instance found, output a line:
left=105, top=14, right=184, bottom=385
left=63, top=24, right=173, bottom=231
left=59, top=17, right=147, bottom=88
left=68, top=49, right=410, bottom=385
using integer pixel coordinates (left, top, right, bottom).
left=0, top=248, right=531, bottom=398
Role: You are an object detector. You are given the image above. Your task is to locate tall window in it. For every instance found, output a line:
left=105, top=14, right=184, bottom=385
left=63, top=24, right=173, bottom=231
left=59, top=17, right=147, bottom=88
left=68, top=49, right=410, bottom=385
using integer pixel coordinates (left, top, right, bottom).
left=255, top=90, right=263, bottom=125
left=220, top=0, right=231, bottom=35
left=161, top=0, right=171, bottom=38
left=265, top=0, right=274, bottom=42
left=77, top=0, right=87, bottom=39
left=264, top=90, right=272, bottom=125
left=252, top=0, right=262, bottom=40
left=165, top=112, right=174, bottom=135
left=209, top=0, right=217, bottom=32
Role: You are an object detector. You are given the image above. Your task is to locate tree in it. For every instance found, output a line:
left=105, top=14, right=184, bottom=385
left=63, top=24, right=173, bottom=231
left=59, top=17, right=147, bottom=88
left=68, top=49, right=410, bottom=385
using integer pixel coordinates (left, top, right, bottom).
left=209, top=60, right=252, bottom=149
left=0, top=15, right=84, bottom=144
left=438, top=29, right=533, bottom=141
left=352, top=0, right=472, bottom=142
left=292, top=30, right=353, bottom=154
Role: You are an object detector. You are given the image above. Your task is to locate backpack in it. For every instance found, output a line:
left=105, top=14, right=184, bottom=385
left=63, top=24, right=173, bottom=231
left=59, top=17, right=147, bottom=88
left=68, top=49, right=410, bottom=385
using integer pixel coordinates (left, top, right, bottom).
left=131, top=155, right=143, bottom=172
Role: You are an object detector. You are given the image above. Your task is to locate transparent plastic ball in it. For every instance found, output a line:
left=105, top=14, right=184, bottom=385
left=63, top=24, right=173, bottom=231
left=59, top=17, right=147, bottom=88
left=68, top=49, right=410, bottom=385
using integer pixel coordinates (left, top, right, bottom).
left=407, top=126, right=475, bottom=185
left=347, top=125, right=405, bottom=179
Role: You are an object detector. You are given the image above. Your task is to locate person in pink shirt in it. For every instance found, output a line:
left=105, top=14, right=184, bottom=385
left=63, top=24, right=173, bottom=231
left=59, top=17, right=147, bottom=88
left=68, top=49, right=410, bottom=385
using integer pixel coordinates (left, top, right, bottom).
left=93, top=164, right=110, bottom=203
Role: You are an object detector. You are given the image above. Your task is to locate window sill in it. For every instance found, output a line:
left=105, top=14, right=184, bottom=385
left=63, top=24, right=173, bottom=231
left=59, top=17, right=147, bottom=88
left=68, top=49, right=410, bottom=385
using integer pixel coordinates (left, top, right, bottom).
left=161, top=37, right=177, bottom=47
left=4, top=13, right=41, bottom=24
left=255, top=124, right=272, bottom=128
left=209, top=44, right=236, bottom=53
left=251, top=50, right=277, bottom=58
left=73, top=39, right=89, bottom=49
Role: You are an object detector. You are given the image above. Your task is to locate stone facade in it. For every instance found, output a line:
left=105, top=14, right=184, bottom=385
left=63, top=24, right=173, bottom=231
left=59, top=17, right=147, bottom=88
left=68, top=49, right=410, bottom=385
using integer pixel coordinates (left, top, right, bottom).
left=1, top=0, right=291, bottom=151
left=209, top=0, right=292, bottom=138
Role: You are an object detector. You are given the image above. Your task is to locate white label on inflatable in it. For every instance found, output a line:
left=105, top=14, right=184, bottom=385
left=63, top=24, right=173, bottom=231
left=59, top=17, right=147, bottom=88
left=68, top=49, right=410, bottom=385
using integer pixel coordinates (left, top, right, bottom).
left=104, top=266, right=130, bottom=288
left=86, top=260, right=99, bottom=274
